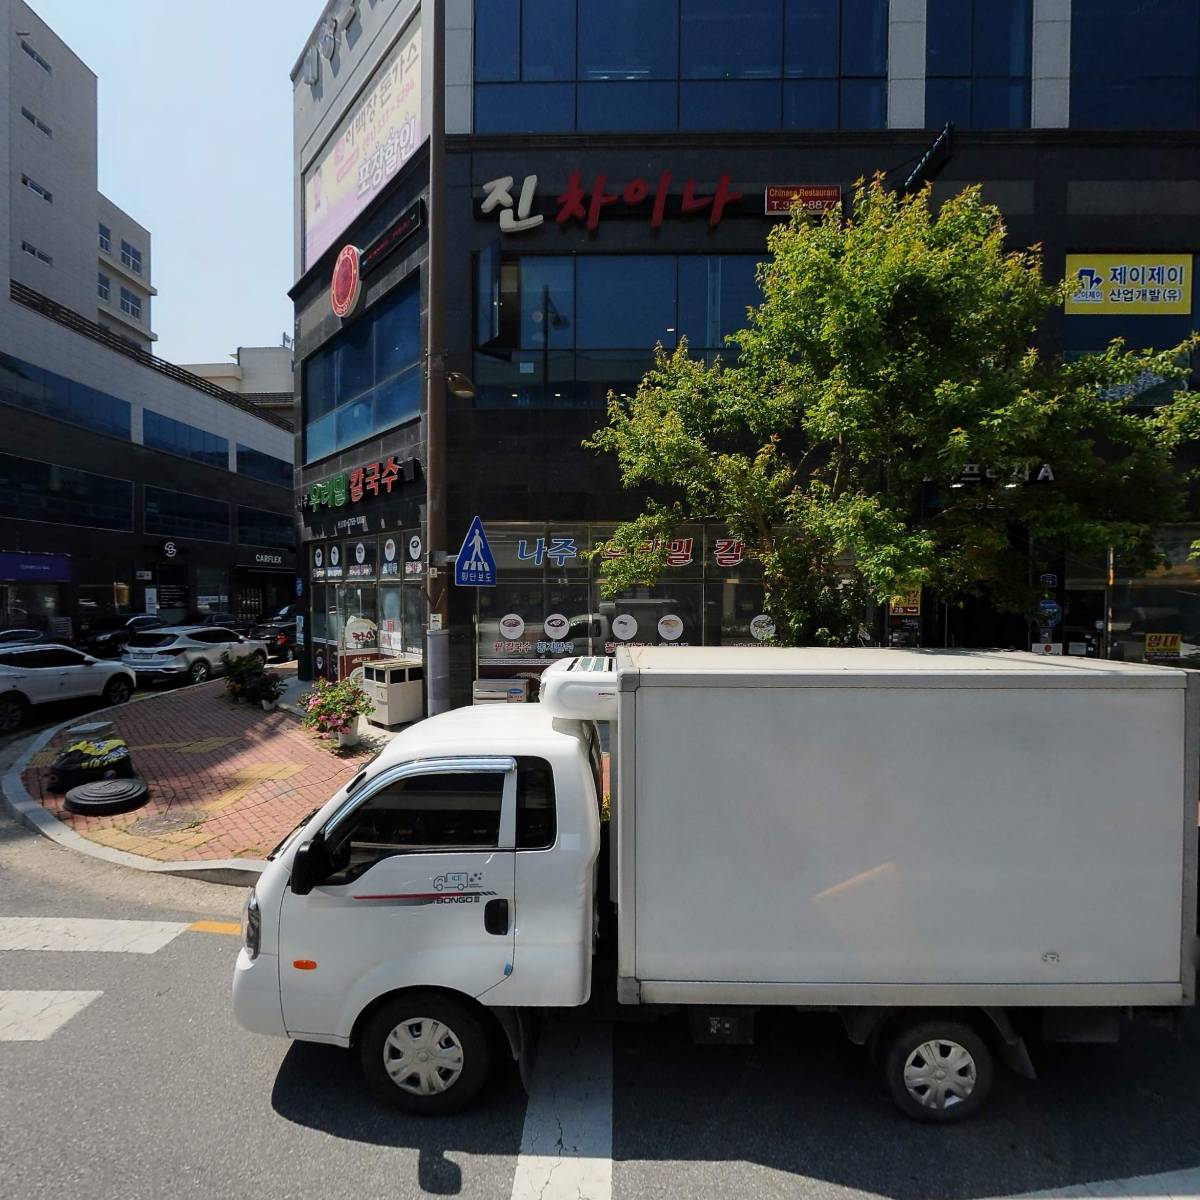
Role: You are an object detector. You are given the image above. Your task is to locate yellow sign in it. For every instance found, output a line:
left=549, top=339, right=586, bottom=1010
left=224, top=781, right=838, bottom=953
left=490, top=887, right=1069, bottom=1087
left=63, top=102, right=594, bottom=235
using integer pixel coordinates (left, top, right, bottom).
left=890, top=590, right=921, bottom=618
left=1065, top=254, right=1192, bottom=315
left=1145, top=633, right=1182, bottom=659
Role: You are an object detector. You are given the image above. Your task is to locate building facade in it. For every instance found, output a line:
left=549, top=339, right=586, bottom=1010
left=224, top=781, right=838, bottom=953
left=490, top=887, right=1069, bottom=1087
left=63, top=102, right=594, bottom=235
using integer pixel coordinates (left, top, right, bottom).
left=292, top=0, right=1200, bottom=704
left=184, top=344, right=297, bottom=429
left=0, top=0, right=296, bottom=636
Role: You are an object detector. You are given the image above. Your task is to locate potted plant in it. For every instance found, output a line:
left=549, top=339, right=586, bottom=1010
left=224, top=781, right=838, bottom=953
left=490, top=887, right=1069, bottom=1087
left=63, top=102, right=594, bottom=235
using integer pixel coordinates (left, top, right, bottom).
left=298, top=675, right=373, bottom=748
left=246, top=671, right=286, bottom=712
left=221, top=651, right=263, bottom=702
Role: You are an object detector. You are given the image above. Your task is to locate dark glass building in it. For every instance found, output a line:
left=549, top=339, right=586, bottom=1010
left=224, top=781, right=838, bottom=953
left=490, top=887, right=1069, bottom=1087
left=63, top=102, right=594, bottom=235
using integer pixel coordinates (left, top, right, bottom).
left=292, top=0, right=1200, bottom=704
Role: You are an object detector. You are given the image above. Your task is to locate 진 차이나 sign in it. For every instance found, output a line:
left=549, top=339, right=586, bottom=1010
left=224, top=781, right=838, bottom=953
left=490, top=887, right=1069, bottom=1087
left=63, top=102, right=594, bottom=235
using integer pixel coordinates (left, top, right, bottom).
left=302, top=15, right=422, bottom=269
left=1065, top=255, right=1191, bottom=315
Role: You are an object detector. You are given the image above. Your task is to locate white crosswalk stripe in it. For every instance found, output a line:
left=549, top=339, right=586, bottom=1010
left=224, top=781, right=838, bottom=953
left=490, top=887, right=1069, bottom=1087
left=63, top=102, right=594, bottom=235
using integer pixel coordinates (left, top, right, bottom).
left=0, top=917, right=189, bottom=954
left=0, top=990, right=104, bottom=1041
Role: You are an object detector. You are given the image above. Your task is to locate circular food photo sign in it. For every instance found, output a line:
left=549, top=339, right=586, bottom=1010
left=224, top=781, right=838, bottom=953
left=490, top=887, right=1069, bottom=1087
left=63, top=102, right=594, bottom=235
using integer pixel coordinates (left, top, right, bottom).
left=343, top=615, right=377, bottom=650
left=383, top=538, right=397, bottom=562
left=499, top=613, right=526, bottom=640
left=355, top=542, right=366, bottom=565
left=657, top=614, right=684, bottom=642
left=611, top=613, right=638, bottom=641
left=329, top=545, right=340, bottom=566
left=543, top=613, right=570, bottom=640
left=408, top=535, right=422, bottom=560
left=750, top=614, right=776, bottom=642
left=314, top=548, right=324, bottom=568
left=330, top=244, right=362, bottom=318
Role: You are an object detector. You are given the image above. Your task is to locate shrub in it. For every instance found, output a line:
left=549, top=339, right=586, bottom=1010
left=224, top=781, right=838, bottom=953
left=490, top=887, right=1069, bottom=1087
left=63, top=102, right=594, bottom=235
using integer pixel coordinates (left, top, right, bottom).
left=221, top=651, right=264, bottom=700
left=245, top=671, right=285, bottom=705
left=298, top=675, right=373, bottom=736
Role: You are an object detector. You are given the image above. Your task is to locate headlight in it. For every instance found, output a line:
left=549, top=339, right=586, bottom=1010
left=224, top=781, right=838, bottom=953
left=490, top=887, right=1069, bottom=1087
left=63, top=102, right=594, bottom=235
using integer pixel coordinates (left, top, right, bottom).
left=241, top=889, right=261, bottom=959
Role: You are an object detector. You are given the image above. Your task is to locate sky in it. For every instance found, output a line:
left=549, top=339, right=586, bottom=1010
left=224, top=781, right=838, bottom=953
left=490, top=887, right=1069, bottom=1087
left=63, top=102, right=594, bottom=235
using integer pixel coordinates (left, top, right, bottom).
left=29, top=0, right=327, bottom=365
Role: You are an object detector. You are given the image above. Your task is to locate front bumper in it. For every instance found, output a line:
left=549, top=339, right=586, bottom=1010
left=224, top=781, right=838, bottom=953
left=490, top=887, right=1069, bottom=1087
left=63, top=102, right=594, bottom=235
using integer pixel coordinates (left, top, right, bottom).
left=232, top=948, right=287, bottom=1037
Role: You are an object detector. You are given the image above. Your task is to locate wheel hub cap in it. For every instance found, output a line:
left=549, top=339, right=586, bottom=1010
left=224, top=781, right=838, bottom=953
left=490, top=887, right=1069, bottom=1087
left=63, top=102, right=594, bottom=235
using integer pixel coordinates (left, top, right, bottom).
left=382, top=1017, right=465, bottom=1096
left=903, top=1039, right=977, bottom=1109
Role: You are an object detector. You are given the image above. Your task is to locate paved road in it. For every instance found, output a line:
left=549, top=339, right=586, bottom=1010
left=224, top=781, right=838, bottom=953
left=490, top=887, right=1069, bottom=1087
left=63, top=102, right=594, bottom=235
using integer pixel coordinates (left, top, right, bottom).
left=2, top=778, right=1199, bottom=1200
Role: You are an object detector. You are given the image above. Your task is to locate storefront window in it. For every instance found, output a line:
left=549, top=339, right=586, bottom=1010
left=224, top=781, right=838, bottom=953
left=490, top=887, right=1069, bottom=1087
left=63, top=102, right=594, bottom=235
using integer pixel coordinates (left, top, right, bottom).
left=194, top=567, right=229, bottom=615
left=336, top=583, right=377, bottom=665
left=76, top=562, right=132, bottom=617
left=310, top=583, right=328, bottom=642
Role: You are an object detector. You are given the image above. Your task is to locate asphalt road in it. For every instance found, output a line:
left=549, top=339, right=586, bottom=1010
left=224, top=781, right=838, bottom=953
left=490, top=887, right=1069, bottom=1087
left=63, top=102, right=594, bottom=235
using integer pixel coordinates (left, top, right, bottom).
left=1, top=778, right=1199, bottom=1200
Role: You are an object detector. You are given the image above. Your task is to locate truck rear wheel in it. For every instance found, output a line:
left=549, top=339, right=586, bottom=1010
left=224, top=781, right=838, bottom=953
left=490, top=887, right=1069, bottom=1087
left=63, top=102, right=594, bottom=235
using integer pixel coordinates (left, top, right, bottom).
left=882, top=1019, right=993, bottom=1123
left=359, top=991, right=492, bottom=1115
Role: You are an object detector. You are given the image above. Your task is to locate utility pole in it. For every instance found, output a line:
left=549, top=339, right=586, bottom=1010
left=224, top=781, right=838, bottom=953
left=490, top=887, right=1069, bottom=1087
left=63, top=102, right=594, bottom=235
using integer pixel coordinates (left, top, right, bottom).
left=424, top=0, right=450, bottom=714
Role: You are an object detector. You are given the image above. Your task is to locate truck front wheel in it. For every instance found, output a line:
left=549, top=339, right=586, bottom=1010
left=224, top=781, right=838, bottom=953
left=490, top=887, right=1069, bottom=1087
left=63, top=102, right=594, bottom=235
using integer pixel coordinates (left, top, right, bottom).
left=882, top=1019, right=993, bottom=1123
left=359, top=991, right=492, bottom=1115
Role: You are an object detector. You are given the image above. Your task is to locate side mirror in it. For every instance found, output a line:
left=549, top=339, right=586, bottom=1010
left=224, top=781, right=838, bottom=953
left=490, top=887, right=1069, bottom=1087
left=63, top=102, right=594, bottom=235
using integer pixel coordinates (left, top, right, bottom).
left=290, top=836, right=327, bottom=896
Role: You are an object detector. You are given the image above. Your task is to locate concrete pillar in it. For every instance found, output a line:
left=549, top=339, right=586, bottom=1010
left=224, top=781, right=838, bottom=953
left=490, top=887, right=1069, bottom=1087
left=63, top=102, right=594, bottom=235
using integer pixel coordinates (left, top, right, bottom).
left=1031, top=0, right=1071, bottom=127
left=888, top=0, right=927, bottom=129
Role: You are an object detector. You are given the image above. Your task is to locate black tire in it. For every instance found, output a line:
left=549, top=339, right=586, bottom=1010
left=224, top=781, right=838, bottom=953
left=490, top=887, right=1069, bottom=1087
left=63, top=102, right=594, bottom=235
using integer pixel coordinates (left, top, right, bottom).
left=0, top=692, right=28, bottom=734
left=188, top=660, right=211, bottom=685
left=102, top=676, right=132, bottom=707
left=883, top=1019, right=994, bottom=1123
left=359, top=991, right=492, bottom=1115
left=64, top=776, right=149, bottom=816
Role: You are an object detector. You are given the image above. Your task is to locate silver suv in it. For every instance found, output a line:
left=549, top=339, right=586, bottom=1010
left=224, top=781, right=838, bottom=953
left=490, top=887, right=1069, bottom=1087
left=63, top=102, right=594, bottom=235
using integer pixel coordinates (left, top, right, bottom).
left=121, top=626, right=268, bottom=686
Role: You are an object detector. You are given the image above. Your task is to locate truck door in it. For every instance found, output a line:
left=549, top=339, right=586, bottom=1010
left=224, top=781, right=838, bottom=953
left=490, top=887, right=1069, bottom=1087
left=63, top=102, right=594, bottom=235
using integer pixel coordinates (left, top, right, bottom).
left=277, top=759, right=517, bottom=1038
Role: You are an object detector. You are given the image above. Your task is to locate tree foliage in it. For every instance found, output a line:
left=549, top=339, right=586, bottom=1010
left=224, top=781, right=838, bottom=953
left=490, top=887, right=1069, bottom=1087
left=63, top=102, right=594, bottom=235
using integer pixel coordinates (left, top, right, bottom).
left=586, top=177, right=1200, bottom=645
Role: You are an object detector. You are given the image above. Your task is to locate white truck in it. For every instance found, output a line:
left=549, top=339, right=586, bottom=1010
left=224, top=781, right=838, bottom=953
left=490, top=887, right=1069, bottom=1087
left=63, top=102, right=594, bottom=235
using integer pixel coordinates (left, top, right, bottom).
left=233, top=648, right=1199, bottom=1121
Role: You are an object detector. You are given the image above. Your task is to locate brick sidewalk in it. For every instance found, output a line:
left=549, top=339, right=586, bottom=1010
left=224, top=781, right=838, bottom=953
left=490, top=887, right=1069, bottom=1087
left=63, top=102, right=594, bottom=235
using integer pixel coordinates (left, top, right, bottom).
left=22, top=674, right=377, bottom=862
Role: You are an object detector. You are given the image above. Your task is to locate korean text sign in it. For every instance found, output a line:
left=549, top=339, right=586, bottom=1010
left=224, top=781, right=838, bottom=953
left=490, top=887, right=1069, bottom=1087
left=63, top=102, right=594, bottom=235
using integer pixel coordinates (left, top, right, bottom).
left=1065, top=255, right=1192, bottom=316
left=302, top=16, right=422, bottom=269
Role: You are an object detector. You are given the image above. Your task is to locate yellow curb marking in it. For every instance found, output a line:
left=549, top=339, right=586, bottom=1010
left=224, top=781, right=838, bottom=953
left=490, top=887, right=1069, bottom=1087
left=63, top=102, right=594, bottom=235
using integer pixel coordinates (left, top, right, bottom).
left=205, top=763, right=306, bottom=814
left=126, top=737, right=239, bottom=754
left=188, top=921, right=242, bottom=936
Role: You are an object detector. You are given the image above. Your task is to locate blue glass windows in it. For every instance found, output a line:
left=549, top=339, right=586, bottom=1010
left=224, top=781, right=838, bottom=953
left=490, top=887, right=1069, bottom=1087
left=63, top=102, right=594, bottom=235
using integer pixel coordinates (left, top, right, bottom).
left=236, top=445, right=292, bottom=489
left=0, top=353, right=131, bottom=440
left=144, top=487, right=230, bottom=542
left=302, top=272, right=422, bottom=464
left=1071, top=0, right=1200, bottom=129
left=474, top=1, right=888, bottom=132
left=0, top=452, right=133, bottom=531
left=237, top=506, right=294, bottom=550
left=926, top=0, right=1031, bottom=129
left=143, top=410, right=229, bottom=469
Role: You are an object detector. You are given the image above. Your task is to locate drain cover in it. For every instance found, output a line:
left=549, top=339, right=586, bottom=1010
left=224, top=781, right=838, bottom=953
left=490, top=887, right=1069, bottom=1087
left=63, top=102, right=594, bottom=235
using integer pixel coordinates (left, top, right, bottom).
left=128, top=811, right=192, bottom=836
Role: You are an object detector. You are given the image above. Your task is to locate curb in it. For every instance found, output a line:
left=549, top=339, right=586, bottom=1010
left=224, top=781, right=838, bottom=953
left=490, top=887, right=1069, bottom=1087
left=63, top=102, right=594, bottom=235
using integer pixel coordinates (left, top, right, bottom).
left=1, top=685, right=266, bottom=887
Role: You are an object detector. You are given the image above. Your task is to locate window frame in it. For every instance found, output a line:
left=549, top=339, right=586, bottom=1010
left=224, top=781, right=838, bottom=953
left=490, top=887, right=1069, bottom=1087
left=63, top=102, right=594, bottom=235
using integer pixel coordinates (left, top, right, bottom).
left=20, top=106, right=52, bottom=137
left=97, top=272, right=111, bottom=302
left=119, top=286, right=142, bottom=320
left=120, top=240, right=143, bottom=274
left=21, top=39, right=51, bottom=73
left=98, top=223, right=112, bottom=254
left=21, top=174, right=53, bottom=204
left=322, top=756, right=519, bottom=856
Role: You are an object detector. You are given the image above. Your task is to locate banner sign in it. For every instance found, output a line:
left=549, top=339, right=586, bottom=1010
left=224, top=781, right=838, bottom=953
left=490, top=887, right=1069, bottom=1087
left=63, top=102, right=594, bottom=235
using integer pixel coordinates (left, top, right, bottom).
left=302, top=15, right=422, bottom=269
left=1065, top=254, right=1192, bottom=315
left=1145, top=632, right=1182, bottom=659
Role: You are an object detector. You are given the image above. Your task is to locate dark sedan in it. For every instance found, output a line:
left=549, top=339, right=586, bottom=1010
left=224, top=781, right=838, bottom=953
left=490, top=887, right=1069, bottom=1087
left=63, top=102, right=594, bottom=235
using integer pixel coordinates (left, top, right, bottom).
left=251, top=618, right=297, bottom=661
left=76, top=613, right=166, bottom=658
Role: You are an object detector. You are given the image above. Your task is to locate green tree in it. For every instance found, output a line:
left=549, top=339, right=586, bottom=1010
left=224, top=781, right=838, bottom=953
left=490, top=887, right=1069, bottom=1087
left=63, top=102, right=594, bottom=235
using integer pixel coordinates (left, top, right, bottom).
left=586, top=177, right=1200, bottom=645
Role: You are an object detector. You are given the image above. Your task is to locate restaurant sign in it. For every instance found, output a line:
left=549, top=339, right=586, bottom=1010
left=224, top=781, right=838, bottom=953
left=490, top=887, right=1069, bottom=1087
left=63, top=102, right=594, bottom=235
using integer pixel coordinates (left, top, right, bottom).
left=764, top=185, right=842, bottom=216
left=303, top=455, right=415, bottom=510
left=480, top=169, right=744, bottom=233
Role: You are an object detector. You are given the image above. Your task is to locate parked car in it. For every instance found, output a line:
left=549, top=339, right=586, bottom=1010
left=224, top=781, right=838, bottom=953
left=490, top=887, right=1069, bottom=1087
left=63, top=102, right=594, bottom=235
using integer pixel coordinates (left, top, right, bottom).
left=121, top=626, right=268, bottom=686
left=76, top=613, right=166, bottom=658
left=186, top=611, right=257, bottom=637
left=0, top=644, right=135, bottom=733
left=251, top=615, right=298, bottom=661
left=0, top=627, right=51, bottom=645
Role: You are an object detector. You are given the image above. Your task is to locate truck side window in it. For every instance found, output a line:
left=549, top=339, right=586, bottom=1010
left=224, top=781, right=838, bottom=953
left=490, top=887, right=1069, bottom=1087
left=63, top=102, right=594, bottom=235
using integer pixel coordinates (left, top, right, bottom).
left=324, top=772, right=504, bottom=883
left=516, top=757, right=556, bottom=850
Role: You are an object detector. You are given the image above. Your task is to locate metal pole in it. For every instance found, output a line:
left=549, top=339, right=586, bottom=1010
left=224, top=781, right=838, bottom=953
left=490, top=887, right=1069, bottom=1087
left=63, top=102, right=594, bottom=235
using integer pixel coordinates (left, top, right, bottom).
left=424, top=0, right=450, bottom=714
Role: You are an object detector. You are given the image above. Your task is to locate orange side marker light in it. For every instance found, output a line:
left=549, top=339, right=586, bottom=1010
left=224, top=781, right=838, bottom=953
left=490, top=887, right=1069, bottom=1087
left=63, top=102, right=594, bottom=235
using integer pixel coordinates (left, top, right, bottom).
left=293, top=959, right=318, bottom=970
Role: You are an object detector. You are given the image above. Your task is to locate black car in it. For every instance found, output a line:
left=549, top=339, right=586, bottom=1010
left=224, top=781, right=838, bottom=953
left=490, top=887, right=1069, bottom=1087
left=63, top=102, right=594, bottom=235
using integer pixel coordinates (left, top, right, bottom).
left=186, top=611, right=257, bottom=637
left=76, top=613, right=166, bottom=658
left=251, top=617, right=298, bottom=661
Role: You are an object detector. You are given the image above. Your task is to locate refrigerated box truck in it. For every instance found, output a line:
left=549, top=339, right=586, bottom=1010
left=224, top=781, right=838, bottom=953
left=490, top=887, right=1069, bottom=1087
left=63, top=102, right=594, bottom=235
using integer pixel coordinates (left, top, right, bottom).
left=233, top=648, right=1199, bottom=1121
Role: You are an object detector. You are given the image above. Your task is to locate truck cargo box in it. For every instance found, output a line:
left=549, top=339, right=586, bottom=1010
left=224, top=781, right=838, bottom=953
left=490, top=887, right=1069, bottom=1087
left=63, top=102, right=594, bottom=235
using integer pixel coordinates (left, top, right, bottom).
left=612, top=647, right=1199, bottom=1009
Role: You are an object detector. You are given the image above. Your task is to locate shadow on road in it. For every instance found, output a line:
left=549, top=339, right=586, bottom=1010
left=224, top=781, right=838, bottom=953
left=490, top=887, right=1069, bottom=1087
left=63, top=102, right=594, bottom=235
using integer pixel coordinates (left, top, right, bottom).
left=270, top=1039, right=527, bottom=1195
left=613, top=1008, right=1200, bottom=1199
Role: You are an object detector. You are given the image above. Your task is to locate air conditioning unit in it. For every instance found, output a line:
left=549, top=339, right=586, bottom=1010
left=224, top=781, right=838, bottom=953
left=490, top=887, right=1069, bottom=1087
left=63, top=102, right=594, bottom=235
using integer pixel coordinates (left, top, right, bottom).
left=472, top=678, right=530, bottom=705
left=363, top=657, right=424, bottom=726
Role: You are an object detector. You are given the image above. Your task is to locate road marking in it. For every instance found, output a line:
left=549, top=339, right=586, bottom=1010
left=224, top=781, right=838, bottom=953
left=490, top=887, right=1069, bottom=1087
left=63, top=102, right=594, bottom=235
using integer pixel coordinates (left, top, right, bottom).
left=0, top=917, right=189, bottom=954
left=510, top=1021, right=612, bottom=1200
left=0, top=990, right=103, bottom=1040
left=187, top=920, right=242, bottom=936
left=1005, top=1167, right=1200, bottom=1198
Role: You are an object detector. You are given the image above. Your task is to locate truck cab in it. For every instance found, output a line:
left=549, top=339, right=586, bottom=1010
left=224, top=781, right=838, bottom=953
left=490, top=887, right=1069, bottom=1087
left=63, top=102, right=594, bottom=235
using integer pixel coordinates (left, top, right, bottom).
left=233, top=702, right=602, bottom=1113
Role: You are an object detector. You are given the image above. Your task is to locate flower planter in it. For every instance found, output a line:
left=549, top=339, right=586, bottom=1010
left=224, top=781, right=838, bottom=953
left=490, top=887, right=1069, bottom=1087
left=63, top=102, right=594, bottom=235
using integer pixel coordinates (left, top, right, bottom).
left=260, top=699, right=278, bottom=712
left=334, top=725, right=359, bottom=748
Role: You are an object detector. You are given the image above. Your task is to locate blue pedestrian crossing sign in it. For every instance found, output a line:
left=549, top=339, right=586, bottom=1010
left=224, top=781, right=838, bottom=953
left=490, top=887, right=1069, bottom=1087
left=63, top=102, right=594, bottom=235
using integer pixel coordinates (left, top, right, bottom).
left=454, top=516, right=497, bottom=587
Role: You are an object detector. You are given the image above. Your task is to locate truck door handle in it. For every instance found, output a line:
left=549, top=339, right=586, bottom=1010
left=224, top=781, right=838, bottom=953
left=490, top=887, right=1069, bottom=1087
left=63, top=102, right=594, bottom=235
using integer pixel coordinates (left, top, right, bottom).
left=484, top=898, right=509, bottom=936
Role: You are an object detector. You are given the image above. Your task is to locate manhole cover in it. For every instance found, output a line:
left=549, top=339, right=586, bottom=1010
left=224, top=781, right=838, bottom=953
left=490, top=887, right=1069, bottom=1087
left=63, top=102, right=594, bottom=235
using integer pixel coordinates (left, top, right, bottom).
left=128, top=812, right=193, bottom=836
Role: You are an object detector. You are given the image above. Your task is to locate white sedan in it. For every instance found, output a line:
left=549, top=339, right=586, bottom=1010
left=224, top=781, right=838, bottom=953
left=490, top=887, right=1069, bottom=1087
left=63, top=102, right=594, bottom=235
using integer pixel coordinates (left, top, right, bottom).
left=0, top=643, right=136, bottom=733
